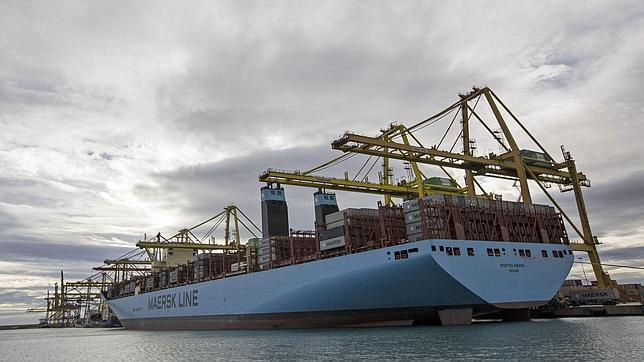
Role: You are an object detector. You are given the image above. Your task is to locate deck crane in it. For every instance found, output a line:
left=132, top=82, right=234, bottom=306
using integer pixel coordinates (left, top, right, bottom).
left=330, top=87, right=609, bottom=287
left=135, top=204, right=262, bottom=269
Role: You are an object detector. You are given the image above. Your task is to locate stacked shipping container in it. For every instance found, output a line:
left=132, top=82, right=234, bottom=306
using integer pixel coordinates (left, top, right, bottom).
left=319, top=205, right=407, bottom=256
left=404, top=195, right=568, bottom=244
left=257, top=231, right=317, bottom=270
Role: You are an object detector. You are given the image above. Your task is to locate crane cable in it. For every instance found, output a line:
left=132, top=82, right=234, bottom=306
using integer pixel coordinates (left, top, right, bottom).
left=405, top=97, right=464, bottom=133
left=201, top=213, right=226, bottom=241
left=404, top=106, right=457, bottom=136
left=437, top=95, right=482, bottom=149
left=388, top=106, right=457, bottom=144
left=361, top=156, right=382, bottom=182
left=352, top=155, right=373, bottom=181
left=436, top=108, right=461, bottom=149
left=304, top=92, right=482, bottom=180
left=304, top=152, right=357, bottom=175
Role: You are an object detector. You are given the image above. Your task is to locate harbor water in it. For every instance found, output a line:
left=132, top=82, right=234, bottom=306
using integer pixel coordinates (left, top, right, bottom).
left=0, top=317, right=642, bottom=361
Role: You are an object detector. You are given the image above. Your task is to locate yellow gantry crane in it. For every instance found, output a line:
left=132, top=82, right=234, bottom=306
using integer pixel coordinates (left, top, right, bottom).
left=93, top=250, right=152, bottom=283
left=260, top=87, right=609, bottom=287
left=28, top=206, right=264, bottom=325
left=259, top=125, right=467, bottom=205
left=28, top=270, right=114, bottom=327
left=135, top=204, right=262, bottom=269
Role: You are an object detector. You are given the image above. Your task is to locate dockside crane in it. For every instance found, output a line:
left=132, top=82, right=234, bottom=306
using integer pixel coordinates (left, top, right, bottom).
left=29, top=270, right=115, bottom=327
left=28, top=207, right=263, bottom=326
left=135, top=205, right=262, bottom=269
left=261, top=87, right=610, bottom=287
left=92, top=248, right=152, bottom=283
left=331, top=87, right=607, bottom=286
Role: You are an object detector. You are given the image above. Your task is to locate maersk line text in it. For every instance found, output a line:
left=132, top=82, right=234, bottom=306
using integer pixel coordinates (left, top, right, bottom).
left=148, top=290, right=199, bottom=310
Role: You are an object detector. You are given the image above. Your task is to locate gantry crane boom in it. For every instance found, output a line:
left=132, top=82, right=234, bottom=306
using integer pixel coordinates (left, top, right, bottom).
left=93, top=266, right=151, bottom=272
left=259, top=123, right=467, bottom=202
left=135, top=205, right=262, bottom=269
left=258, top=169, right=419, bottom=198
left=331, top=132, right=586, bottom=185
left=102, top=259, right=151, bottom=265
left=135, top=241, right=241, bottom=251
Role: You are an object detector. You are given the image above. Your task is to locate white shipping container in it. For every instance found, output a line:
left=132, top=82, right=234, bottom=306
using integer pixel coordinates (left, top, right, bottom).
left=570, top=288, right=620, bottom=303
left=258, top=245, right=275, bottom=255
left=258, top=254, right=276, bottom=264
left=325, top=211, right=344, bottom=225
left=406, top=222, right=422, bottom=235
left=230, top=262, right=247, bottom=272
left=407, top=212, right=421, bottom=223
left=320, top=235, right=346, bottom=251
left=325, top=220, right=344, bottom=230
left=404, top=200, right=419, bottom=212
left=325, top=208, right=378, bottom=224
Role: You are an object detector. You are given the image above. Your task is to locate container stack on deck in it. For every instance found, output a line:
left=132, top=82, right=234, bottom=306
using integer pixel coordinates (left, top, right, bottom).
left=258, top=230, right=317, bottom=270
left=318, top=205, right=407, bottom=256
left=378, top=203, right=407, bottom=247
left=404, top=195, right=569, bottom=244
left=107, top=250, right=249, bottom=299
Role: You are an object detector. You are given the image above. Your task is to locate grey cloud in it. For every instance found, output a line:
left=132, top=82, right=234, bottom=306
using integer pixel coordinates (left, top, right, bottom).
left=531, top=169, right=644, bottom=238
left=0, top=177, right=63, bottom=208
left=583, top=170, right=644, bottom=237
left=1, top=238, right=134, bottom=265
left=0, top=291, right=41, bottom=306
left=599, top=245, right=644, bottom=263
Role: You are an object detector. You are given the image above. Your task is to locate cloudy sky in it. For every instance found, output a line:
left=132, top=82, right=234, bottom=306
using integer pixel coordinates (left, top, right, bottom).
left=1, top=1, right=643, bottom=312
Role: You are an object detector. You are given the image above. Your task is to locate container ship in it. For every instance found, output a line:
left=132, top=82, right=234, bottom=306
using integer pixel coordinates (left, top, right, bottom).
left=104, top=88, right=599, bottom=329
left=105, top=189, right=574, bottom=329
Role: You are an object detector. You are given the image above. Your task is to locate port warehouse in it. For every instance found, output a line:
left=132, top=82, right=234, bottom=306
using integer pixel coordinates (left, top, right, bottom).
left=107, top=191, right=571, bottom=300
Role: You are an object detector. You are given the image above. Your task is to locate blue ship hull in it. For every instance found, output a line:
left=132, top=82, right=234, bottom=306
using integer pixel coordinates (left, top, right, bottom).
left=107, top=240, right=573, bottom=329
